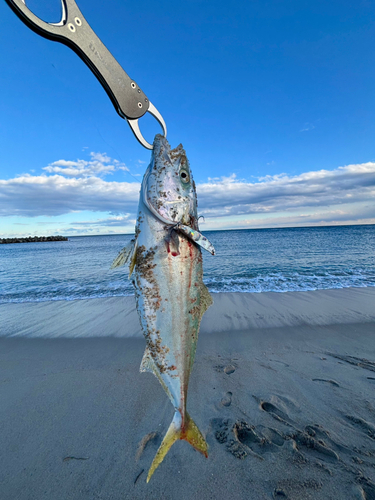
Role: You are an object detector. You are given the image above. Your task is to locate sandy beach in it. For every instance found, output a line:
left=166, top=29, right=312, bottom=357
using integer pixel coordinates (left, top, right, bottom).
left=1, top=288, right=375, bottom=499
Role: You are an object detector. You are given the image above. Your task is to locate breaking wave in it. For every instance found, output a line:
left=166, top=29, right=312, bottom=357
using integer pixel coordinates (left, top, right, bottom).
left=1, top=225, right=374, bottom=303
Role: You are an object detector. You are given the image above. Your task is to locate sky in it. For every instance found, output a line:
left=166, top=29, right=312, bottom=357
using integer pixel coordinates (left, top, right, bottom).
left=0, top=0, right=374, bottom=237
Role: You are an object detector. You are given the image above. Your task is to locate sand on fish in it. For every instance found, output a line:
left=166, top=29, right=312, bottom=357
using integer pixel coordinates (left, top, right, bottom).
left=1, top=287, right=375, bottom=499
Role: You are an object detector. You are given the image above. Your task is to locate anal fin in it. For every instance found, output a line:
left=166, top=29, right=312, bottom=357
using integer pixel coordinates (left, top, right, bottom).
left=140, top=347, right=155, bottom=374
left=140, top=348, right=174, bottom=404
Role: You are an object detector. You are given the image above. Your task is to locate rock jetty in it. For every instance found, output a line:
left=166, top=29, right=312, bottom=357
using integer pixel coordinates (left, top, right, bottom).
left=0, top=236, right=68, bottom=244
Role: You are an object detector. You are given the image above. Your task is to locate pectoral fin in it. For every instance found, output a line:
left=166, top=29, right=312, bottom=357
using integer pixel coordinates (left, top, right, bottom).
left=177, top=224, right=215, bottom=255
left=128, top=239, right=138, bottom=277
left=111, top=238, right=136, bottom=269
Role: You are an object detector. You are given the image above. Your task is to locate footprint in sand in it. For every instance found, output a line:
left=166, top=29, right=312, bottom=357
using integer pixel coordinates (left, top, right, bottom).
left=260, top=401, right=292, bottom=425
left=346, top=415, right=375, bottom=440
left=212, top=418, right=286, bottom=460
left=212, top=418, right=230, bottom=443
left=234, top=421, right=285, bottom=455
left=289, top=426, right=339, bottom=462
left=327, top=353, right=375, bottom=373
left=270, top=359, right=290, bottom=368
left=273, top=479, right=322, bottom=499
left=259, top=426, right=285, bottom=447
left=356, top=476, right=375, bottom=500
left=273, top=488, right=287, bottom=498
left=214, top=363, right=236, bottom=374
left=221, top=392, right=233, bottom=407
left=212, top=418, right=254, bottom=459
left=312, top=378, right=340, bottom=387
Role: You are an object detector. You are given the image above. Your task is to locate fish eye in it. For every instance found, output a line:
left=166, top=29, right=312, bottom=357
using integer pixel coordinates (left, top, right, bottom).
left=180, top=169, right=190, bottom=184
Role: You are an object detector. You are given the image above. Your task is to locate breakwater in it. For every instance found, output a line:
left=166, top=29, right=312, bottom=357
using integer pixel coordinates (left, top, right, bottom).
left=0, top=236, right=68, bottom=244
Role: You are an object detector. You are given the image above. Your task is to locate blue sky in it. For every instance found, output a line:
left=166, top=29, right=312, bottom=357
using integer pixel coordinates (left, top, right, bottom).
left=0, top=0, right=374, bottom=236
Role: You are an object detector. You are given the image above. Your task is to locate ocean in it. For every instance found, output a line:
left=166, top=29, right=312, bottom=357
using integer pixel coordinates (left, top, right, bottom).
left=0, top=225, right=374, bottom=304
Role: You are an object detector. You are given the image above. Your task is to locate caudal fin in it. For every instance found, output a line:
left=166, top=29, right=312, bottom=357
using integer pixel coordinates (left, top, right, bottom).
left=147, top=411, right=208, bottom=482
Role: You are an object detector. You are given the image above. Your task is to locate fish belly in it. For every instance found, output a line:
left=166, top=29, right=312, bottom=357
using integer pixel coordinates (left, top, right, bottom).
left=133, top=217, right=203, bottom=410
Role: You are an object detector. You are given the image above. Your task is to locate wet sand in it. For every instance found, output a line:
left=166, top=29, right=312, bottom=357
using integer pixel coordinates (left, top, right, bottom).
left=1, top=288, right=375, bottom=499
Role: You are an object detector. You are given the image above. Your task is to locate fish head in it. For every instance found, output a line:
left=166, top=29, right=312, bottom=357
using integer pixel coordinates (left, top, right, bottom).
left=144, top=135, right=198, bottom=227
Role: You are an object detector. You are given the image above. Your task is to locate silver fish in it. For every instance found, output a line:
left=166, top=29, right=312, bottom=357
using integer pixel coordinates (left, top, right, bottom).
left=112, top=134, right=214, bottom=481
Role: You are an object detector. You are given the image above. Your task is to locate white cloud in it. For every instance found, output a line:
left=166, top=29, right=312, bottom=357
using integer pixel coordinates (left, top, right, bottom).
left=300, top=123, right=315, bottom=132
left=0, top=174, right=140, bottom=217
left=1, top=156, right=374, bottom=232
left=43, top=152, right=129, bottom=177
left=196, top=163, right=375, bottom=220
left=70, top=215, right=134, bottom=227
left=202, top=208, right=375, bottom=231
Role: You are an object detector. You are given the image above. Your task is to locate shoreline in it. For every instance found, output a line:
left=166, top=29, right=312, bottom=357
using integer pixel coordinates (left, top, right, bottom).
left=1, top=286, right=375, bottom=338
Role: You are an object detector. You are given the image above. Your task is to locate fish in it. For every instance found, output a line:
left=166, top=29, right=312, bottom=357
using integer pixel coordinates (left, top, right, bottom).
left=112, top=134, right=215, bottom=482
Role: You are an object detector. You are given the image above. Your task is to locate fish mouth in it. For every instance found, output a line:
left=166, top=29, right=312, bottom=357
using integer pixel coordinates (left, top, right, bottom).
left=152, top=134, right=171, bottom=162
left=153, top=134, right=170, bottom=149
left=153, top=134, right=186, bottom=168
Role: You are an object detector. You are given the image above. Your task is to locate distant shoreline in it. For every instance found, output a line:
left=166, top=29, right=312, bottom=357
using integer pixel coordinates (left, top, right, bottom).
left=0, top=236, right=68, bottom=244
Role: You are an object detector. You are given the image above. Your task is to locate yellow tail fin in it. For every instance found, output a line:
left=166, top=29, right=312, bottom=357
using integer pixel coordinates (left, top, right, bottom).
left=147, top=411, right=208, bottom=482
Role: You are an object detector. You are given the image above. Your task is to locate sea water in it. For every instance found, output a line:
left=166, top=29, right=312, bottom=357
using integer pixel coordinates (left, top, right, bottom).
left=0, top=225, right=374, bottom=304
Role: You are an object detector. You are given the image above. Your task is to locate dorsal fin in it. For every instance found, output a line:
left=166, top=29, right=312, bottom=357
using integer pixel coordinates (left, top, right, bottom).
left=199, top=282, right=213, bottom=319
